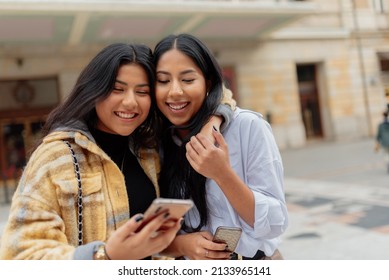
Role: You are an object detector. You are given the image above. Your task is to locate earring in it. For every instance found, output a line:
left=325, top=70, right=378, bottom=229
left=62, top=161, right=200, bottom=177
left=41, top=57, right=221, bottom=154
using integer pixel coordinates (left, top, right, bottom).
left=206, top=91, right=209, bottom=97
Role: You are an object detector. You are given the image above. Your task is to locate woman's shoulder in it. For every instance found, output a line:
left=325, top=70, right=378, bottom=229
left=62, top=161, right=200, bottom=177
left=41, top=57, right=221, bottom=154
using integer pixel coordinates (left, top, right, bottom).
left=223, top=108, right=275, bottom=140
left=234, top=107, right=264, bottom=119
left=231, top=107, right=268, bottom=127
left=33, top=138, right=69, bottom=159
left=29, top=130, right=91, bottom=172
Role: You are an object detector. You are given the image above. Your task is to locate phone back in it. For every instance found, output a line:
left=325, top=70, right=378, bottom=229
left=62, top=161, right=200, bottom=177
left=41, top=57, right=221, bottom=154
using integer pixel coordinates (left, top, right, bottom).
left=213, top=226, right=242, bottom=252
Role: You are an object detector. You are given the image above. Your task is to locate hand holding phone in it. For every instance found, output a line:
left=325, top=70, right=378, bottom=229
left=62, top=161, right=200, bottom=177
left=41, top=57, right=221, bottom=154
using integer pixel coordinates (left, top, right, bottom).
left=212, top=226, right=242, bottom=252
left=136, top=198, right=194, bottom=232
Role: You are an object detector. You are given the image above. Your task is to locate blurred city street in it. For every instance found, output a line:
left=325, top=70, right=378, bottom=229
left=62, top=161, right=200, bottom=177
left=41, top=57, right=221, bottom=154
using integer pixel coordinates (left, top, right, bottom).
left=279, top=137, right=389, bottom=260
left=1, top=137, right=388, bottom=259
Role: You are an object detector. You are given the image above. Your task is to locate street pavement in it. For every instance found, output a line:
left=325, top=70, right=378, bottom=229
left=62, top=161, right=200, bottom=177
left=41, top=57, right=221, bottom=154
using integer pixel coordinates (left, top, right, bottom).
left=278, top=137, right=389, bottom=260
left=0, top=137, right=388, bottom=259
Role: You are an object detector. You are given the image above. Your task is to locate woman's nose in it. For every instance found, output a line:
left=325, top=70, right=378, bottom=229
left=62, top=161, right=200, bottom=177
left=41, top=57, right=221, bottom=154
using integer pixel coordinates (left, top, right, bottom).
left=168, top=81, right=183, bottom=96
left=122, top=91, right=138, bottom=109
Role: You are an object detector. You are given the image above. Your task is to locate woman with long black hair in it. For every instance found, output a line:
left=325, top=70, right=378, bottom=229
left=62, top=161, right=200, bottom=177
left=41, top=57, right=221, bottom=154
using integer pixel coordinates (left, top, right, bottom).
left=154, top=34, right=288, bottom=260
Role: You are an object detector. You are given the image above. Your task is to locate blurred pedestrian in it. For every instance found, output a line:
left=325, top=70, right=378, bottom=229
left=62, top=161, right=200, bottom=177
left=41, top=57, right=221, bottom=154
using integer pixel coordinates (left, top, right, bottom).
left=375, top=110, right=389, bottom=173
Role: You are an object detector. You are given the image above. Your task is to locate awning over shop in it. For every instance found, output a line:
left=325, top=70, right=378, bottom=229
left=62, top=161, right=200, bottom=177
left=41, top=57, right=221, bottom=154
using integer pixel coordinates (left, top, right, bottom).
left=0, top=0, right=316, bottom=53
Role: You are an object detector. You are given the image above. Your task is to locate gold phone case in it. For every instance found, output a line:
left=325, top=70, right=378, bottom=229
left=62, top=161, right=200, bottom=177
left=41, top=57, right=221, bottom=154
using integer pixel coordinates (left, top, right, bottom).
left=213, top=226, right=242, bottom=252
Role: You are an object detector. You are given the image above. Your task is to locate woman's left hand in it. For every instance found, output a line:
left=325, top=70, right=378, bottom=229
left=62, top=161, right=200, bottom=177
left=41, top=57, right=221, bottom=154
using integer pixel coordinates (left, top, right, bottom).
left=173, top=232, right=230, bottom=260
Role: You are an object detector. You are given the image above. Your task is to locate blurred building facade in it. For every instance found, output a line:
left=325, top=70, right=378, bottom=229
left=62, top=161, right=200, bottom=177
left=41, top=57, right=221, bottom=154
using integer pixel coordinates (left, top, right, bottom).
left=0, top=0, right=388, bottom=186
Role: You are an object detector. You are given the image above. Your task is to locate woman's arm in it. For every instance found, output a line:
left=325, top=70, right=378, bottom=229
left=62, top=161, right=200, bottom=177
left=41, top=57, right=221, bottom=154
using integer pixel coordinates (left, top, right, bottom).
left=186, top=129, right=255, bottom=226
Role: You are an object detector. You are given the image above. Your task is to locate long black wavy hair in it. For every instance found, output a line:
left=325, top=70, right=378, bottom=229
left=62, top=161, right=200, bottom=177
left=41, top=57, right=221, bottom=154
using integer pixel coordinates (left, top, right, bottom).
left=40, top=43, right=158, bottom=154
left=153, top=34, right=223, bottom=231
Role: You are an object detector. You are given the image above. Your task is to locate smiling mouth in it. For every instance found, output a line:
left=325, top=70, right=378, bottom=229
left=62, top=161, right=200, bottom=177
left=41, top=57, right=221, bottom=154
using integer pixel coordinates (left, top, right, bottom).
left=167, top=102, right=189, bottom=110
left=115, top=111, right=137, bottom=119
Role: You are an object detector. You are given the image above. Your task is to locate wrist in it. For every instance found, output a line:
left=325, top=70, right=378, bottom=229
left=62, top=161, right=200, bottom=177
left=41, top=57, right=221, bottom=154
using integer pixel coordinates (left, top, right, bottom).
left=174, top=235, right=187, bottom=257
left=213, top=166, right=235, bottom=186
left=93, top=244, right=111, bottom=260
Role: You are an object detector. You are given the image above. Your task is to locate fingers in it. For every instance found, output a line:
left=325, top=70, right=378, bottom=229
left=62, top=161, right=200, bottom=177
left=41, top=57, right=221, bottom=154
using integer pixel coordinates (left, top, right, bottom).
left=204, top=248, right=231, bottom=260
left=114, top=214, right=145, bottom=241
left=199, top=231, right=214, bottom=241
left=186, top=135, right=207, bottom=157
left=143, top=218, right=183, bottom=255
left=137, top=210, right=170, bottom=237
left=186, top=135, right=215, bottom=161
left=187, top=130, right=227, bottom=156
left=212, top=128, right=228, bottom=151
left=153, top=218, right=182, bottom=242
left=105, top=214, right=145, bottom=259
left=208, top=240, right=229, bottom=252
left=200, top=232, right=231, bottom=260
left=202, top=241, right=231, bottom=260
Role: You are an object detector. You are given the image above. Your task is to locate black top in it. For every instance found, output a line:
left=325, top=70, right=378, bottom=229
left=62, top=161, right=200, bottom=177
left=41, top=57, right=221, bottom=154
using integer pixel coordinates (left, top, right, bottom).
left=90, top=127, right=156, bottom=217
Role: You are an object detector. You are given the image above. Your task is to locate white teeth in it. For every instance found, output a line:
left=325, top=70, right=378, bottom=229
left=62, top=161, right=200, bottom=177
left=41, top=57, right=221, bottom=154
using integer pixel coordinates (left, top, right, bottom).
left=116, top=112, right=136, bottom=119
left=169, top=103, right=188, bottom=110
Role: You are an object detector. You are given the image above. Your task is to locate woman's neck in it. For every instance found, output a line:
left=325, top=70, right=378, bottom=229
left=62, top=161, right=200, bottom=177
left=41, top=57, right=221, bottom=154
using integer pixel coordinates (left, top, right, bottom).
left=176, top=129, right=190, bottom=140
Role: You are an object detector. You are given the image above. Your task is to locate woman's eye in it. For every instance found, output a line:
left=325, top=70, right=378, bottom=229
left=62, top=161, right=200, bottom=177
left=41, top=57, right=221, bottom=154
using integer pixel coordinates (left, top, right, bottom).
left=137, top=91, right=150, bottom=95
left=183, top=79, right=194, bottom=83
left=157, top=79, right=169, bottom=84
left=113, top=88, right=123, bottom=92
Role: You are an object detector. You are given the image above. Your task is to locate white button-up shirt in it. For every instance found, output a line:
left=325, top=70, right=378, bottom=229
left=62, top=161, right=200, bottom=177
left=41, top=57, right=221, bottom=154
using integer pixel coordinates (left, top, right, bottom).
left=184, top=108, right=288, bottom=257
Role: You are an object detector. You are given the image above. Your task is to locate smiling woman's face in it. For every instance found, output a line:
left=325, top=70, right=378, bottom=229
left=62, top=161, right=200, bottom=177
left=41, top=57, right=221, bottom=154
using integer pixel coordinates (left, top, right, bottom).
left=155, top=49, right=207, bottom=127
left=95, top=63, right=151, bottom=136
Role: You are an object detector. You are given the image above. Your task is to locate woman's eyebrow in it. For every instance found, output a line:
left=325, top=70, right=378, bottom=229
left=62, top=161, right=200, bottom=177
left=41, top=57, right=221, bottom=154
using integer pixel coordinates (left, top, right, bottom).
left=156, top=70, right=169, bottom=75
left=115, top=79, right=149, bottom=87
left=157, top=69, right=196, bottom=75
left=115, top=79, right=127, bottom=86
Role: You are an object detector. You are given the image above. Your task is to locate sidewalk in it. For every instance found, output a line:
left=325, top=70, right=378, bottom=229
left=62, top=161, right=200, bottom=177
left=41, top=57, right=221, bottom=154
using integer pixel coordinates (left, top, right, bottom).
left=278, top=137, right=389, bottom=259
left=1, top=137, right=388, bottom=259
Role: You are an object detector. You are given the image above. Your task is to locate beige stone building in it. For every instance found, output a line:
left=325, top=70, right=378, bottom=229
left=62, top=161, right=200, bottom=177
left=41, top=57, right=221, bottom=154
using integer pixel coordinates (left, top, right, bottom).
left=0, top=0, right=388, bottom=188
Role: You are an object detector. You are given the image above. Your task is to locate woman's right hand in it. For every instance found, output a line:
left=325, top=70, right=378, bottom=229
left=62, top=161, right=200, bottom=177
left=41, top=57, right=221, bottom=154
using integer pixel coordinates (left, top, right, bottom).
left=104, top=211, right=182, bottom=260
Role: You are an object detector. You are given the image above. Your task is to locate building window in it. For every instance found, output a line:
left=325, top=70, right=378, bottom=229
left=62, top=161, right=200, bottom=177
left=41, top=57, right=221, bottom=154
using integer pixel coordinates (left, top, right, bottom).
left=373, top=0, right=386, bottom=13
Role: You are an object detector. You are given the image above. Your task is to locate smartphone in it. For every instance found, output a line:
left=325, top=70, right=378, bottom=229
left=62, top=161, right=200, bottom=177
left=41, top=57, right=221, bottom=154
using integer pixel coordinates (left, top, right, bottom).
left=212, top=226, right=242, bottom=252
left=136, top=198, right=194, bottom=232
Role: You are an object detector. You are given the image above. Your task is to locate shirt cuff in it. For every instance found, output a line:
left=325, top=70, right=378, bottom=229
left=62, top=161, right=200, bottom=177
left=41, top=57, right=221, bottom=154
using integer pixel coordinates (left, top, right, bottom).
left=73, top=241, right=105, bottom=260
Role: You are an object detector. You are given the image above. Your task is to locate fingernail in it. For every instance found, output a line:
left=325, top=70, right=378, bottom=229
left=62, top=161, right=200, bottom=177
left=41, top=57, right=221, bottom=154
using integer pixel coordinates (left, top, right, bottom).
left=213, top=125, right=218, bottom=132
left=163, top=212, right=170, bottom=219
left=154, top=206, right=162, bottom=214
left=135, top=214, right=144, bottom=222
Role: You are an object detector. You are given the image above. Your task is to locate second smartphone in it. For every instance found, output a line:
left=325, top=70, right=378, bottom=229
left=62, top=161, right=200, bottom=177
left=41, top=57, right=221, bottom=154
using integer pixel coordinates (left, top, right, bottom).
left=212, top=226, right=242, bottom=252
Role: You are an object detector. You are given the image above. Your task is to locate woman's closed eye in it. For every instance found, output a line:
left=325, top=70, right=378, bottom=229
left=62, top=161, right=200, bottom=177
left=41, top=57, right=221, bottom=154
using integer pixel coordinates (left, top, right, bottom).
left=136, top=90, right=150, bottom=95
left=113, top=87, right=124, bottom=93
left=157, top=79, right=169, bottom=84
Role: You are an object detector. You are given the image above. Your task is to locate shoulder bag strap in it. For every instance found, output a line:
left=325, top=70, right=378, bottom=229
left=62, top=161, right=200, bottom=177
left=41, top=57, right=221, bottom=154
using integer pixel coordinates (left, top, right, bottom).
left=63, top=140, right=83, bottom=246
